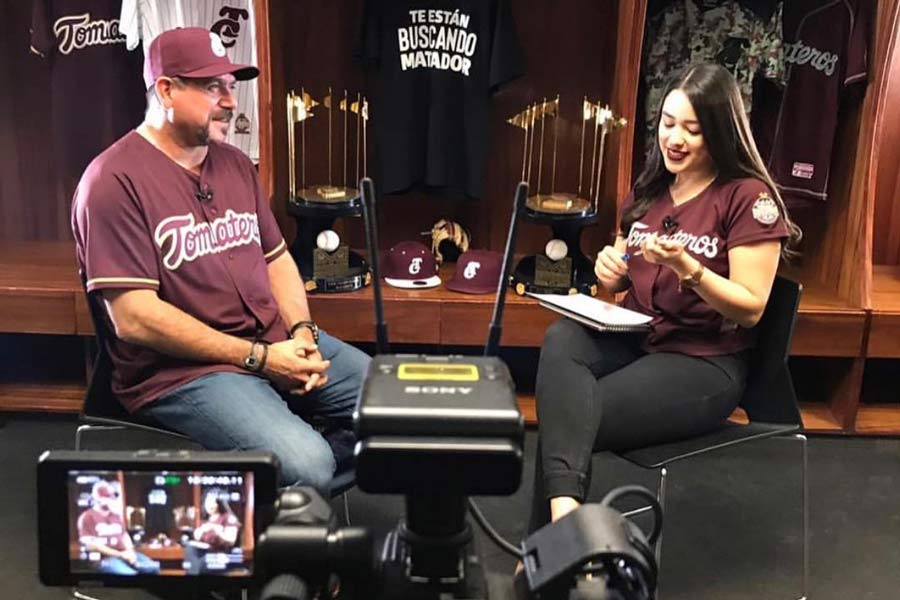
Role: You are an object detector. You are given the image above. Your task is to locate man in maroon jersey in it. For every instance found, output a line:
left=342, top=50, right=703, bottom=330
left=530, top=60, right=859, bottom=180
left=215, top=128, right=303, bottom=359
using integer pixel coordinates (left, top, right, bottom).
left=77, top=480, right=159, bottom=575
left=71, top=28, right=369, bottom=491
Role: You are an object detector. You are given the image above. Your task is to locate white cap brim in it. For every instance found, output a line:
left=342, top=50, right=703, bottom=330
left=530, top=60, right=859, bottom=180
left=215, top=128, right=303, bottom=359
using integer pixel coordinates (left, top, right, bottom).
left=384, top=275, right=442, bottom=289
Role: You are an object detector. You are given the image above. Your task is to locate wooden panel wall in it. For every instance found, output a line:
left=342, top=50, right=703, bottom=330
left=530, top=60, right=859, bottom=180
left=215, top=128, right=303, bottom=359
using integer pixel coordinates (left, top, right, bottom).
left=265, top=0, right=626, bottom=256
left=0, top=0, right=69, bottom=242
left=873, top=0, right=900, bottom=266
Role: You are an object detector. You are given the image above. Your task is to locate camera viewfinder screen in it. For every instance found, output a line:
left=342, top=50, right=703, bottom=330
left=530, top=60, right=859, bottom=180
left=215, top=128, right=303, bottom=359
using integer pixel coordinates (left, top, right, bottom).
left=67, top=470, right=255, bottom=577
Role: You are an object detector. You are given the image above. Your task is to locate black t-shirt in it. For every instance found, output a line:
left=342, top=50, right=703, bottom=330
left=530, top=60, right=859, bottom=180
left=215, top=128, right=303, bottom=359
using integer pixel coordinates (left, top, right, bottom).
left=358, top=0, right=524, bottom=199
left=30, top=0, right=146, bottom=181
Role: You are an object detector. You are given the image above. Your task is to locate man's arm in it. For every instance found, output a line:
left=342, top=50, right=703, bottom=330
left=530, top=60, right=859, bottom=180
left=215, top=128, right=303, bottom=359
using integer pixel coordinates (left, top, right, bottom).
left=102, top=289, right=329, bottom=390
left=266, top=253, right=328, bottom=393
left=267, top=252, right=314, bottom=340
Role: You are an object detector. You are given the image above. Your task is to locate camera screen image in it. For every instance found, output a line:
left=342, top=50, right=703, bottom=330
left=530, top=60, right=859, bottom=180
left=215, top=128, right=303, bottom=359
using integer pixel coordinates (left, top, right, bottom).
left=67, top=469, right=255, bottom=578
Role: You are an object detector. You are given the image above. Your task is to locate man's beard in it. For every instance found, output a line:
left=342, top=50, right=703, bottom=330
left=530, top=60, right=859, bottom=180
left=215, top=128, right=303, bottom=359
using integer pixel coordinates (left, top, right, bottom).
left=178, top=111, right=232, bottom=147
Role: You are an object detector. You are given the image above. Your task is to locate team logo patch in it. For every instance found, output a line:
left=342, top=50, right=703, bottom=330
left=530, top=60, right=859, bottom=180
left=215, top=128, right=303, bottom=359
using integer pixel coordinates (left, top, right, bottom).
left=235, top=113, right=251, bottom=134
left=463, top=261, right=481, bottom=279
left=752, top=193, right=780, bottom=226
left=209, top=32, right=227, bottom=57
left=409, top=257, right=423, bottom=275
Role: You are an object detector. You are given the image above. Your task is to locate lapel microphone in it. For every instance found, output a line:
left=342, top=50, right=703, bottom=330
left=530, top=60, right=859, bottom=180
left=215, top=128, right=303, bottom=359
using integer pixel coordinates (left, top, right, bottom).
left=196, top=185, right=214, bottom=203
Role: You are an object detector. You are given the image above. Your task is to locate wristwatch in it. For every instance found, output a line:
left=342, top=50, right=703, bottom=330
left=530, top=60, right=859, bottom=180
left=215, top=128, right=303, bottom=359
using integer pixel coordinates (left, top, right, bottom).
left=679, top=264, right=705, bottom=291
left=289, top=320, right=320, bottom=343
left=244, top=340, right=268, bottom=372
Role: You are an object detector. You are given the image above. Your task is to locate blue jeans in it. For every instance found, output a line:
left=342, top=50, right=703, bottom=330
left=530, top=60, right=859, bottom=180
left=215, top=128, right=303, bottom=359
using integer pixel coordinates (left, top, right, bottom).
left=98, top=552, right=159, bottom=575
left=140, top=331, right=370, bottom=492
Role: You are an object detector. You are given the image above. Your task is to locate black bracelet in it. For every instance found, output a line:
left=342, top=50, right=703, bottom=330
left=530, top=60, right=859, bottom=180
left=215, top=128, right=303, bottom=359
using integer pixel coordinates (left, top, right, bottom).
left=289, top=320, right=318, bottom=341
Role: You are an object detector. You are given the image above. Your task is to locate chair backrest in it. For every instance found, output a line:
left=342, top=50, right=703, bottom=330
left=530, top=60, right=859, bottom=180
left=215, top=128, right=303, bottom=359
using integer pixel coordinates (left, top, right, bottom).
left=79, top=272, right=134, bottom=422
left=740, top=275, right=803, bottom=426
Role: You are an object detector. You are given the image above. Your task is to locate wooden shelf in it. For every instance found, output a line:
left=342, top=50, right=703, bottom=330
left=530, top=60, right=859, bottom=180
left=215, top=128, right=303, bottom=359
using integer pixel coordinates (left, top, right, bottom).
left=0, top=241, right=895, bottom=434
left=0, top=381, right=84, bottom=413
left=790, top=278, right=867, bottom=357
left=0, top=242, right=81, bottom=335
left=798, top=402, right=845, bottom=433
left=869, top=266, right=900, bottom=357
left=854, top=404, right=900, bottom=435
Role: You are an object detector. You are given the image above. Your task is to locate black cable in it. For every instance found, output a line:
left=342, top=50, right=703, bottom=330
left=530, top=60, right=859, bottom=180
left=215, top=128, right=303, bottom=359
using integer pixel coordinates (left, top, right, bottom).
left=600, top=485, right=663, bottom=546
left=466, top=498, right=524, bottom=559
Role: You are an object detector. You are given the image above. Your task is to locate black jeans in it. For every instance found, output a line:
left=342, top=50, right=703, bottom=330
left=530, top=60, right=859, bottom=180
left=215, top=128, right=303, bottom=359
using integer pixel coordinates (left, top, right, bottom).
left=528, top=319, right=748, bottom=532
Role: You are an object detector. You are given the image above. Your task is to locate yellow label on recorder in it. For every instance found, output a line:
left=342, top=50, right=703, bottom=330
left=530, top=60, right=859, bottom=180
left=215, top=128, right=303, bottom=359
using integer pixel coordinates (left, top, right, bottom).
left=397, top=363, right=480, bottom=381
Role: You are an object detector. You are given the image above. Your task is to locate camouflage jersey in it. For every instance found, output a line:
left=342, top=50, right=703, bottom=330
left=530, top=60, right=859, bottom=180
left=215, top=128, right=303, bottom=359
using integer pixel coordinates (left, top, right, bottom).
left=642, top=0, right=784, bottom=142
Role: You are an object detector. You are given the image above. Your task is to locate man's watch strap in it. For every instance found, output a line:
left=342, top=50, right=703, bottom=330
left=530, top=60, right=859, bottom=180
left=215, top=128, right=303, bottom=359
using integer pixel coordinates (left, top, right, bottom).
left=289, top=320, right=320, bottom=343
left=243, top=340, right=268, bottom=372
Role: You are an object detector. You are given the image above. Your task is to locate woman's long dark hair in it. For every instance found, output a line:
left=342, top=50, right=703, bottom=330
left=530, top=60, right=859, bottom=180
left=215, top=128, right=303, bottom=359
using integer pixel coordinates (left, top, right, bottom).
left=204, top=488, right=236, bottom=518
left=621, top=63, right=801, bottom=257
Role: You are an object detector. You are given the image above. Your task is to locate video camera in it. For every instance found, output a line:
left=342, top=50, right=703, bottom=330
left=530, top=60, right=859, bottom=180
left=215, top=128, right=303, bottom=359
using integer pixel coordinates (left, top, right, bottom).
left=37, top=179, right=660, bottom=599
left=37, top=449, right=659, bottom=600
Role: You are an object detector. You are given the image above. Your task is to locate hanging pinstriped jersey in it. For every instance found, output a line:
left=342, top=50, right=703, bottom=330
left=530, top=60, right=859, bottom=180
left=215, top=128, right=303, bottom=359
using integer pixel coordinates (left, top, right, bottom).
left=642, top=0, right=783, bottom=141
left=119, top=0, right=259, bottom=161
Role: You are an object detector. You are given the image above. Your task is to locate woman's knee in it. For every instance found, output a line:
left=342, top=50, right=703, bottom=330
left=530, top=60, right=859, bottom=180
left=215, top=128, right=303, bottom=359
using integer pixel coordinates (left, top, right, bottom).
left=541, top=319, right=586, bottom=359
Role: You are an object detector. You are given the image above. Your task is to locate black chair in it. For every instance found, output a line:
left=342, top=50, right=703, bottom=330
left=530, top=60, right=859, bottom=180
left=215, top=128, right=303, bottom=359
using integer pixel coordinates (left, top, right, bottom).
left=615, top=275, right=807, bottom=600
left=76, top=278, right=197, bottom=451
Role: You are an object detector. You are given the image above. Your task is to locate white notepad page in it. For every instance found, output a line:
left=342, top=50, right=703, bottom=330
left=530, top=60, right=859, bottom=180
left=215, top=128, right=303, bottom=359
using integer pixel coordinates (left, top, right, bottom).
left=528, top=293, right=654, bottom=327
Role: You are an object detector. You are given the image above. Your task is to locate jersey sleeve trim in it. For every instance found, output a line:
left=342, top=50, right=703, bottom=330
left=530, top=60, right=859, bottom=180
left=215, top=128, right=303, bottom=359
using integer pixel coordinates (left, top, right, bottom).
left=844, top=72, right=866, bottom=86
left=263, top=239, right=287, bottom=262
left=86, top=276, right=161, bottom=290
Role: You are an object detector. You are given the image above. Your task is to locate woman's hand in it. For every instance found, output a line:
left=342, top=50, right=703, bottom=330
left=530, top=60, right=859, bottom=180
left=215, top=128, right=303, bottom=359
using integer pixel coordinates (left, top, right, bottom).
left=640, top=234, right=695, bottom=276
left=594, top=245, right=629, bottom=291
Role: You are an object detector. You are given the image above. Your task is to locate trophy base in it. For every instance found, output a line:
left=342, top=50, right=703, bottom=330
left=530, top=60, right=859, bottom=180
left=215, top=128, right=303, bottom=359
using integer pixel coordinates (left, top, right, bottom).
left=525, top=193, right=594, bottom=218
left=289, top=186, right=362, bottom=215
left=511, top=254, right=598, bottom=297
left=302, top=251, right=372, bottom=294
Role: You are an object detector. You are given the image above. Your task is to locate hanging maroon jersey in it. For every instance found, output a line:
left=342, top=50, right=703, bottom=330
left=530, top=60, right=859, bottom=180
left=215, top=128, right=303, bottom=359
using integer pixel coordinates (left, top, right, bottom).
left=30, top=0, right=146, bottom=181
left=766, top=0, right=868, bottom=206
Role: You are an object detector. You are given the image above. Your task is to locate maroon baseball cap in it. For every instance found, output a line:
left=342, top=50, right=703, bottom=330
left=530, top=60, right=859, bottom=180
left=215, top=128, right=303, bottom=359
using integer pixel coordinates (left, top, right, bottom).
left=143, top=27, right=259, bottom=89
left=446, top=250, right=503, bottom=294
left=92, top=481, right=118, bottom=500
left=381, top=241, right=441, bottom=289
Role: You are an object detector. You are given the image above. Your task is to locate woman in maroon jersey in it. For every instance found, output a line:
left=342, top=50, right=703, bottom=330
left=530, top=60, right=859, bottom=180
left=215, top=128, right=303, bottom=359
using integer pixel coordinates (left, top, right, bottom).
left=193, top=488, right=241, bottom=552
left=527, top=63, right=802, bottom=533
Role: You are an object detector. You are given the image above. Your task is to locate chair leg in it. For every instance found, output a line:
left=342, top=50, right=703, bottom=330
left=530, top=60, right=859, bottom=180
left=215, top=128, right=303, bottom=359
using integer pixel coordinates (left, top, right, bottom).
left=342, top=491, right=352, bottom=526
left=655, top=466, right=668, bottom=598
left=795, top=433, right=809, bottom=600
left=74, top=424, right=126, bottom=451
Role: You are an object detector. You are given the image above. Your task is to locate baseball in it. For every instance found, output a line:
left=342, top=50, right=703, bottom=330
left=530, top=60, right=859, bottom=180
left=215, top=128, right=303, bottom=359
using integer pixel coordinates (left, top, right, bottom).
left=545, top=239, right=568, bottom=261
left=316, top=229, right=340, bottom=252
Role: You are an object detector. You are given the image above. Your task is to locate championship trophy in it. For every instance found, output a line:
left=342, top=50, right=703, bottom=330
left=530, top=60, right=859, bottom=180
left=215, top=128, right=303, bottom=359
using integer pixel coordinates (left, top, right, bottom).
left=287, top=87, right=372, bottom=293
left=508, top=96, right=626, bottom=296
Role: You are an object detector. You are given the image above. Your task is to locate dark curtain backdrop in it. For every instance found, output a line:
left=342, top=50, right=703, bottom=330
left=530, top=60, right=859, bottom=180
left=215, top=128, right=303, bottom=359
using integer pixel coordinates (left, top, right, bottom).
left=0, top=0, right=65, bottom=241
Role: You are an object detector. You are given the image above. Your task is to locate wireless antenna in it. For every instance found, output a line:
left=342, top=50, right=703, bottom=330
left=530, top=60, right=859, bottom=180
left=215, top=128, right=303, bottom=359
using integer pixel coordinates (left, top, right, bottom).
left=359, top=177, right=389, bottom=354
left=484, top=181, right=528, bottom=357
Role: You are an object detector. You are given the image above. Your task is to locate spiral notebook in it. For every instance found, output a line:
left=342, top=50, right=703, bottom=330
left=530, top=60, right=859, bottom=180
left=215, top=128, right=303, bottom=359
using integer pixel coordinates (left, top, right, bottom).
left=528, top=292, right=653, bottom=333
